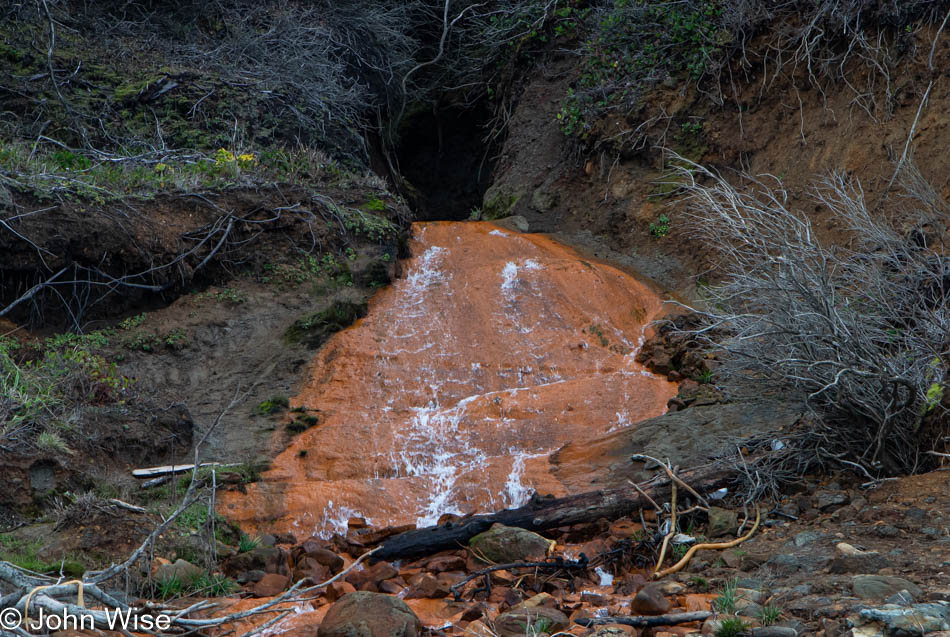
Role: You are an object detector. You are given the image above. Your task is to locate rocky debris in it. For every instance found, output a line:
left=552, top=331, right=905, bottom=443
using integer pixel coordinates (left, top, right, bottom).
left=293, top=537, right=345, bottom=573
left=154, top=558, right=203, bottom=583
left=706, top=506, right=739, bottom=538
left=815, top=490, right=850, bottom=511
left=468, top=524, right=553, bottom=564
left=318, top=591, right=422, bottom=637
left=853, top=576, right=924, bottom=601
left=213, top=471, right=950, bottom=636
left=635, top=313, right=717, bottom=387
left=405, top=573, right=450, bottom=599
left=345, top=560, right=399, bottom=592
left=222, top=546, right=290, bottom=579
left=424, top=554, right=467, bottom=573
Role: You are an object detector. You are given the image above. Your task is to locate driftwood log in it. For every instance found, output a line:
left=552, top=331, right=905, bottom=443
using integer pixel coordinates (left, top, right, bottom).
left=373, top=461, right=735, bottom=561
left=576, top=611, right=712, bottom=627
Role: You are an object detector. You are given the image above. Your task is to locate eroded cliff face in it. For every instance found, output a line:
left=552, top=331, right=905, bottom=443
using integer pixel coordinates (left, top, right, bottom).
left=221, top=221, right=676, bottom=536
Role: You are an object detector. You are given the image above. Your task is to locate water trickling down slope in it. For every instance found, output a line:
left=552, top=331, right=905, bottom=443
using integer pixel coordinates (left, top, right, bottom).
left=221, top=222, right=676, bottom=537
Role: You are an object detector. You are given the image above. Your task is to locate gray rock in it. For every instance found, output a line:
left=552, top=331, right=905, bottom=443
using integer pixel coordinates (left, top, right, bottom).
left=751, top=628, right=798, bottom=637
left=506, top=215, right=531, bottom=233
left=736, top=587, right=766, bottom=604
left=530, top=187, right=558, bottom=213
left=816, top=491, right=849, bottom=510
left=469, top=524, right=551, bottom=564
left=829, top=553, right=891, bottom=574
left=551, top=401, right=805, bottom=490
left=707, top=506, right=739, bottom=538
left=737, top=600, right=764, bottom=617
left=793, top=531, right=822, bottom=547
left=884, top=590, right=916, bottom=606
left=853, top=575, right=923, bottom=600
left=495, top=607, right=569, bottom=636
left=768, top=553, right=803, bottom=574
left=856, top=602, right=950, bottom=636
left=318, top=591, right=422, bottom=637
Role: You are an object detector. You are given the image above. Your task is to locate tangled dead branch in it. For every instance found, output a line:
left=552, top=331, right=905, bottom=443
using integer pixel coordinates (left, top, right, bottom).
left=672, top=157, right=950, bottom=479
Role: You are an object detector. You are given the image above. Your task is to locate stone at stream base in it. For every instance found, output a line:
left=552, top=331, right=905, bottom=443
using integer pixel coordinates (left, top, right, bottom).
left=405, top=573, right=450, bottom=599
left=325, top=580, right=356, bottom=603
left=706, top=506, right=739, bottom=538
left=468, top=524, right=553, bottom=564
left=252, top=573, right=289, bottom=597
left=852, top=575, right=924, bottom=600
left=318, top=591, right=422, bottom=637
left=345, top=560, right=398, bottom=592
left=630, top=583, right=671, bottom=615
left=492, top=606, right=570, bottom=637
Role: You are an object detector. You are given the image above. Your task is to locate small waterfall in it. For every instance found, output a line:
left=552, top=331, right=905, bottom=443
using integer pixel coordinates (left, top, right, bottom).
left=221, top=222, right=676, bottom=536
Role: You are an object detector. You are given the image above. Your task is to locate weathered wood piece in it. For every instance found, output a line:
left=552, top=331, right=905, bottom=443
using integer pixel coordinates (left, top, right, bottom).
left=374, top=462, right=733, bottom=561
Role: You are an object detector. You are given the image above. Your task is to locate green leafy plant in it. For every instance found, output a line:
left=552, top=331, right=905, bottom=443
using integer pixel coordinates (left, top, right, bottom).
left=164, top=328, right=189, bottom=349
left=190, top=573, right=237, bottom=597
left=713, top=578, right=739, bottom=614
left=715, top=616, right=747, bottom=637
left=238, top=534, right=261, bottom=554
left=650, top=214, right=671, bottom=238
left=118, top=313, right=146, bottom=330
left=757, top=605, right=783, bottom=626
left=689, top=575, right=709, bottom=591
left=156, top=574, right=186, bottom=600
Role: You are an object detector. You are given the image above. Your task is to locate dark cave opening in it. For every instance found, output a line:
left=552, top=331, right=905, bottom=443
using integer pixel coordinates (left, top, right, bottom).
left=393, top=103, right=497, bottom=221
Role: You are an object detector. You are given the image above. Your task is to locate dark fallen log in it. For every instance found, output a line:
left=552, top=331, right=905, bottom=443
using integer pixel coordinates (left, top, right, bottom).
left=576, top=611, right=712, bottom=627
left=373, top=461, right=734, bottom=561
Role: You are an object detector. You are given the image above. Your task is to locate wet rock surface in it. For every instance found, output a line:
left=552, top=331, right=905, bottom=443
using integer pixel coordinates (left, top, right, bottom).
left=222, top=222, right=676, bottom=535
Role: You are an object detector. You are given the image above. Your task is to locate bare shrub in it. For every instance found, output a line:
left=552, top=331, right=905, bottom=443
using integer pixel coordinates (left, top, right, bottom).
left=674, top=158, right=950, bottom=479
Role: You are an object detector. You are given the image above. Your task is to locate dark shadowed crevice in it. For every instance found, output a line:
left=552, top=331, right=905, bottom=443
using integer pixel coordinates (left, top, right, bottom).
left=394, top=103, right=497, bottom=221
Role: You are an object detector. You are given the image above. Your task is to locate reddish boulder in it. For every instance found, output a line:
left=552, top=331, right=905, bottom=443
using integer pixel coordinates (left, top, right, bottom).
left=345, top=560, right=398, bottom=592
left=318, top=592, right=422, bottom=637
left=630, top=584, right=671, bottom=615
left=252, top=573, right=289, bottom=597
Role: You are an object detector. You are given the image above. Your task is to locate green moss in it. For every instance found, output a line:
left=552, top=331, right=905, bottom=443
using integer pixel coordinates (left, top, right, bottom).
left=363, top=197, right=386, bottom=211
left=283, top=300, right=368, bottom=348
left=254, top=395, right=289, bottom=416
left=0, top=535, right=85, bottom=576
left=113, top=77, right=164, bottom=102
left=481, top=188, right=521, bottom=220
